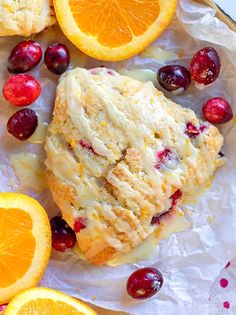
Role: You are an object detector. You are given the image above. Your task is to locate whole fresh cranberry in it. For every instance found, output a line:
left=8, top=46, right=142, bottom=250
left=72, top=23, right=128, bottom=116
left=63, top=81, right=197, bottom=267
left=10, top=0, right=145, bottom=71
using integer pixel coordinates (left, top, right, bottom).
left=50, top=216, right=76, bottom=252
left=158, top=65, right=191, bottom=94
left=8, top=40, right=42, bottom=74
left=44, top=43, right=70, bottom=75
left=3, top=74, right=41, bottom=106
left=190, top=47, right=221, bottom=85
left=202, top=97, right=233, bottom=124
left=7, top=108, right=38, bottom=141
left=127, top=267, right=164, bottom=299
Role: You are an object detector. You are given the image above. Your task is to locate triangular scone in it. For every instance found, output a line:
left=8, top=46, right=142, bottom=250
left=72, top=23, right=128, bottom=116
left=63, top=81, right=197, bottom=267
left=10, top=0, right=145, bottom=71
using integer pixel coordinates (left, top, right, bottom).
left=0, top=0, right=55, bottom=36
left=45, top=67, right=224, bottom=265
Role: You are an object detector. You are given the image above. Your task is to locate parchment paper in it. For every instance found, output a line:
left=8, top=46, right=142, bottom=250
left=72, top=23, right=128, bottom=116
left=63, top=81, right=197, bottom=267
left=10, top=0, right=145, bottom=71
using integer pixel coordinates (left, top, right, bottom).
left=0, top=0, right=236, bottom=314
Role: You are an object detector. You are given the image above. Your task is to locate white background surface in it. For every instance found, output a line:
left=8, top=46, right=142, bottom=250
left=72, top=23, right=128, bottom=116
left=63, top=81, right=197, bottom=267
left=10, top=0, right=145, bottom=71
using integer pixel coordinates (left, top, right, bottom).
left=214, top=0, right=236, bottom=21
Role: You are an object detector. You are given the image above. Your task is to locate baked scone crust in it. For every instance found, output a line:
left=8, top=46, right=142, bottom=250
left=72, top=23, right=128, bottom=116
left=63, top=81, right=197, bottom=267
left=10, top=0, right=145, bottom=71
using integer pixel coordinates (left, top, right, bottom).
left=45, top=67, right=224, bottom=265
left=0, top=0, right=55, bottom=36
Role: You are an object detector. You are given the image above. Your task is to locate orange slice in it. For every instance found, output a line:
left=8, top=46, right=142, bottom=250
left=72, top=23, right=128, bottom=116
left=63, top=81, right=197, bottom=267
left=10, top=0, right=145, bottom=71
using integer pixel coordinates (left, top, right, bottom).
left=53, top=0, right=178, bottom=61
left=0, top=193, right=51, bottom=304
left=4, top=287, right=97, bottom=315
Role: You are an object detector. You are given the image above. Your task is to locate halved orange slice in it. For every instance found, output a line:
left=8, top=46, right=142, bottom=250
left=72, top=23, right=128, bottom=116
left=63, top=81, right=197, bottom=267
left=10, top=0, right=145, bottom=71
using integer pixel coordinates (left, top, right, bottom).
left=4, top=287, right=97, bottom=315
left=0, top=193, right=51, bottom=304
left=53, top=0, right=178, bottom=61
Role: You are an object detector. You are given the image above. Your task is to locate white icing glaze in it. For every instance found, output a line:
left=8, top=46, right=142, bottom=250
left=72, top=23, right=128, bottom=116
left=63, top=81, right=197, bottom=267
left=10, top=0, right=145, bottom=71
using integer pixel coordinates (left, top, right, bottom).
left=109, top=208, right=191, bottom=266
left=9, top=152, right=47, bottom=193
left=118, top=68, right=157, bottom=84
left=28, top=118, right=48, bottom=144
left=140, top=46, right=178, bottom=62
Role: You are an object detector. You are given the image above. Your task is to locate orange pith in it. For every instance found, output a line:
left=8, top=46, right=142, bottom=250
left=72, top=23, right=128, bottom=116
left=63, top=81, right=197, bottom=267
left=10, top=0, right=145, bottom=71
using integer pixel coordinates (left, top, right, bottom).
left=0, top=208, right=35, bottom=288
left=69, top=0, right=160, bottom=47
left=18, top=299, right=83, bottom=314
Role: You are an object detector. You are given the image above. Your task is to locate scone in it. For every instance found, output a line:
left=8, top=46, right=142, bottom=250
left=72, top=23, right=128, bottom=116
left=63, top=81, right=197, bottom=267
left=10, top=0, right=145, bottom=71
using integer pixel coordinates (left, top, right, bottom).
left=0, top=0, right=55, bottom=36
left=45, top=67, right=224, bottom=265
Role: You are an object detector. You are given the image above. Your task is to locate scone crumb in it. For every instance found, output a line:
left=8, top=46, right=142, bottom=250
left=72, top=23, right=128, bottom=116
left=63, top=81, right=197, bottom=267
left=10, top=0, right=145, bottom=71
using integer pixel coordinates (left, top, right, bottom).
left=125, top=148, right=142, bottom=171
left=92, top=295, right=97, bottom=301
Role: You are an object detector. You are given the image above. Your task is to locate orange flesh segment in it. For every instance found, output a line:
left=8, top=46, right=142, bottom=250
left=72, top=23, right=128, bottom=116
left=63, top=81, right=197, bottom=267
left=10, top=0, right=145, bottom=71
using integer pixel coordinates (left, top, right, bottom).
left=18, top=299, right=86, bottom=315
left=68, top=0, right=160, bottom=47
left=0, top=208, right=35, bottom=288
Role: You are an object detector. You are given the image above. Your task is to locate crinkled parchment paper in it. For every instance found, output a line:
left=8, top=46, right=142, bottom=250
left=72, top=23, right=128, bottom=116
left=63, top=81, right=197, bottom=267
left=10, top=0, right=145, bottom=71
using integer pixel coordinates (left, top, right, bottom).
left=0, top=1, right=236, bottom=314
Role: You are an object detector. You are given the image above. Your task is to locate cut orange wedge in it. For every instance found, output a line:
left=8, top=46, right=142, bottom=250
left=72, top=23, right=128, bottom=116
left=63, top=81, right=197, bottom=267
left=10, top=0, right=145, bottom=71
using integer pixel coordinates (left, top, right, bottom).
left=0, top=193, right=51, bottom=304
left=4, top=287, right=97, bottom=315
left=53, top=0, right=178, bottom=61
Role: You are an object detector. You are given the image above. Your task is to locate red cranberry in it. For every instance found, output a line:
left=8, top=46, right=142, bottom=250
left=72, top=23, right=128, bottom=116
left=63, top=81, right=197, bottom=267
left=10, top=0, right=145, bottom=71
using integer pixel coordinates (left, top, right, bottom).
left=170, top=189, right=182, bottom=207
left=127, top=267, right=164, bottom=299
left=7, top=109, right=38, bottom=141
left=79, top=140, right=98, bottom=155
left=151, top=210, right=173, bottom=225
left=50, top=216, right=76, bottom=252
left=202, top=97, right=233, bottom=124
left=107, top=69, right=114, bottom=75
left=151, top=190, right=182, bottom=225
left=3, top=74, right=41, bottom=106
left=155, top=148, right=179, bottom=170
left=0, top=304, right=7, bottom=312
left=185, top=122, right=200, bottom=138
left=157, top=148, right=171, bottom=161
left=199, top=124, right=207, bottom=133
left=74, top=217, right=86, bottom=233
left=7, top=40, right=42, bottom=74
left=218, top=151, right=225, bottom=158
left=151, top=215, right=161, bottom=225
left=155, top=149, right=172, bottom=169
left=190, top=47, right=221, bottom=85
left=158, top=65, right=191, bottom=94
left=44, top=43, right=70, bottom=75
